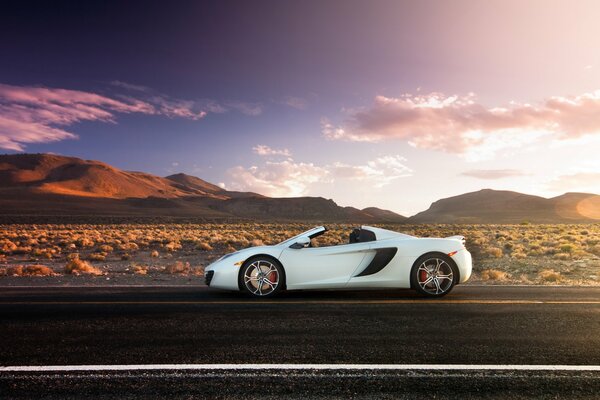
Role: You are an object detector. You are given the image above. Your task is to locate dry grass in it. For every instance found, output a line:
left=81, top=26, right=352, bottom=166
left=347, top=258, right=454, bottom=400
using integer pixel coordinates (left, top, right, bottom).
left=133, top=265, right=148, bottom=275
left=1, top=222, right=599, bottom=284
left=88, top=252, right=106, bottom=261
left=65, top=254, right=102, bottom=276
left=196, top=242, right=213, bottom=251
left=163, top=261, right=191, bottom=274
left=0, top=264, right=56, bottom=276
left=480, top=269, right=510, bottom=281
left=539, top=269, right=562, bottom=283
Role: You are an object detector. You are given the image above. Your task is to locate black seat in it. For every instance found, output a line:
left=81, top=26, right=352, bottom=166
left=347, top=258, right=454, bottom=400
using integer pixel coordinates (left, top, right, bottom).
left=349, top=228, right=360, bottom=244
left=349, top=228, right=376, bottom=244
left=358, top=229, right=376, bottom=242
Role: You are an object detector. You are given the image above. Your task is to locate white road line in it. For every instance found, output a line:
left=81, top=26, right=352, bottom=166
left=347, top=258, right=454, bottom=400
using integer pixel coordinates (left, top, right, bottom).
left=1, top=364, right=599, bottom=372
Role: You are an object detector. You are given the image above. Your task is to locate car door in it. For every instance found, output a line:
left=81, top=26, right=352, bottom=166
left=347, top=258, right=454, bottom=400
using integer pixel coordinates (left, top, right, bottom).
left=279, top=242, right=373, bottom=289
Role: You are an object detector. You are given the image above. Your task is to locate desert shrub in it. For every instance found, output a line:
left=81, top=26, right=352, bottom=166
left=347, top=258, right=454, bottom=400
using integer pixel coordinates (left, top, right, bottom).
left=32, top=248, right=54, bottom=259
left=65, top=254, right=102, bottom=275
left=560, top=244, right=575, bottom=253
left=121, top=242, right=139, bottom=251
left=1, top=240, right=17, bottom=253
left=480, top=269, right=510, bottom=281
left=588, top=245, right=600, bottom=257
left=165, top=241, right=182, bottom=252
left=539, top=269, right=561, bottom=282
left=121, top=253, right=131, bottom=260
left=89, top=252, right=106, bottom=261
left=164, top=261, right=190, bottom=274
left=1, top=264, right=56, bottom=276
left=150, top=250, right=159, bottom=257
left=511, top=250, right=527, bottom=259
left=196, top=242, right=213, bottom=251
left=12, top=246, right=32, bottom=255
left=485, top=247, right=503, bottom=258
left=76, top=237, right=95, bottom=248
left=133, top=265, right=148, bottom=275
left=98, top=244, right=114, bottom=253
left=554, top=253, right=570, bottom=260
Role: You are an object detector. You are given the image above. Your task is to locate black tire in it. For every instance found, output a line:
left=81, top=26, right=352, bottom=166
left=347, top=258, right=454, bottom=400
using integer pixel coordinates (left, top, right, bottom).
left=410, top=252, right=458, bottom=297
left=238, top=256, right=285, bottom=298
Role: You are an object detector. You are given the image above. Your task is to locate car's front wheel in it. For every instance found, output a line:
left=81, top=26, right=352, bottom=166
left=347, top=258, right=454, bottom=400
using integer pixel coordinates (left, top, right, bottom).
left=239, top=257, right=284, bottom=297
left=411, top=253, right=457, bottom=297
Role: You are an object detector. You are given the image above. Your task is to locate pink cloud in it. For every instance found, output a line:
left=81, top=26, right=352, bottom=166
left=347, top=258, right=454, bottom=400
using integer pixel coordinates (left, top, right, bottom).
left=323, top=90, right=600, bottom=156
left=252, top=144, right=292, bottom=157
left=0, top=83, right=211, bottom=151
left=227, top=160, right=328, bottom=197
left=227, top=154, right=412, bottom=197
left=226, top=101, right=263, bottom=116
left=546, top=172, right=600, bottom=193
left=461, top=169, right=527, bottom=179
left=282, top=96, right=308, bottom=110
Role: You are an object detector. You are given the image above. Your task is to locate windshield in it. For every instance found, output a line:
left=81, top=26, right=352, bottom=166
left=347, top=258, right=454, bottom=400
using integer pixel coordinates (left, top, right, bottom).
left=277, top=226, right=327, bottom=246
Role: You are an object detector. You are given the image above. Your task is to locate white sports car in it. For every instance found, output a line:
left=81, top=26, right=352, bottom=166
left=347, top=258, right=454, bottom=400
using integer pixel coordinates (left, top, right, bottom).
left=205, top=226, right=472, bottom=298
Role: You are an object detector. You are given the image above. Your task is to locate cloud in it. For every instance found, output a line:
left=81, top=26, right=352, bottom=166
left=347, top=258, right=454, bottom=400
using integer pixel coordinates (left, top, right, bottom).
left=546, top=172, right=600, bottom=193
left=227, top=161, right=329, bottom=197
left=0, top=82, right=262, bottom=151
left=252, top=144, right=292, bottom=157
left=330, top=155, right=412, bottom=188
left=282, top=96, right=308, bottom=110
left=461, top=169, right=527, bottom=179
left=110, top=80, right=151, bottom=92
left=323, top=90, right=600, bottom=159
left=226, top=154, right=412, bottom=197
left=147, top=96, right=206, bottom=120
left=226, top=101, right=263, bottom=116
left=0, top=83, right=161, bottom=151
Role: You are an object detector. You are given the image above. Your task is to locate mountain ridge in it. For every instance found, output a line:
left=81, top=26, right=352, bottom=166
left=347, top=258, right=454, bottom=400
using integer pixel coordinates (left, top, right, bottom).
left=1, top=154, right=599, bottom=223
left=0, top=153, right=406, bottom=222
left=408, top=188, right=600, bottom=223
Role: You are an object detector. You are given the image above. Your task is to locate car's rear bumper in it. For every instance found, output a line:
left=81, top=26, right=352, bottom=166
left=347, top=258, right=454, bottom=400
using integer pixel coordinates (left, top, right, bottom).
left=453, top=249, right=472, bottom=284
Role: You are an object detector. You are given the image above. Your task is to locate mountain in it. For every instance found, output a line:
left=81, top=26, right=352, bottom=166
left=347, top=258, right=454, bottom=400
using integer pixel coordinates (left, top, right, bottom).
left=361, top=207, right=409, bottom=222
left=165, top=173, right=226, bottom=197
left=409, top=189, right=600, bottom=223
left=0, top=154, right=406, bottom=222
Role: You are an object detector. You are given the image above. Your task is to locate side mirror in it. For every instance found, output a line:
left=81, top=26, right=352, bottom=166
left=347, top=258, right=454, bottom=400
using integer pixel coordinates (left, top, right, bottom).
left=289, top=236, right=311, bottom=249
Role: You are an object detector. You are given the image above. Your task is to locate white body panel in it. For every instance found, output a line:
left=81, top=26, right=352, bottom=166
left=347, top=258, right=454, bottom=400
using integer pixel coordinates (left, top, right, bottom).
left=280, top=242, right=373, bottom=289
left=205, top=225, right=472, bottom=292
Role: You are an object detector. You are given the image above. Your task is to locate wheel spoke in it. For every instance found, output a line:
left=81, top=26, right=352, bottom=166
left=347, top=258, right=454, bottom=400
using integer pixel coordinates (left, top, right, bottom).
left=434, top=277, right=442, bottom=294
left=437, top=273, right=453, bottom=281
left=420, top=275, right=434, bottom=287
left=263, top=280, right=275, bottom=290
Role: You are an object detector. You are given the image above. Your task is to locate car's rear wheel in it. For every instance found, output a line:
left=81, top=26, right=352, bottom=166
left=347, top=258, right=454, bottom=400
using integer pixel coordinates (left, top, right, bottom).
left=239, top=257, right=284, bottom=297
left=411, top=253, right=457, bottom=297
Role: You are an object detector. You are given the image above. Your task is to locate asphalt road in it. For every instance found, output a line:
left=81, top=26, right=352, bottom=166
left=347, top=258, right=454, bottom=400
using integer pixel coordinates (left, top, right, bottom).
left=0, top=285, right=599, bottom=399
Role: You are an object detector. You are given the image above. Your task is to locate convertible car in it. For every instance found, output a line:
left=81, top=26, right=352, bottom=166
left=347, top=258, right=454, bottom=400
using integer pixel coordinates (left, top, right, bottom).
left=204, top=226, right=472, bottom=297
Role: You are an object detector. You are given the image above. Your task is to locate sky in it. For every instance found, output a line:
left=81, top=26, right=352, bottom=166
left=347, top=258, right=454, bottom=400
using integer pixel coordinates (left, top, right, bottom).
left=2, top=0, right=600, bottom=216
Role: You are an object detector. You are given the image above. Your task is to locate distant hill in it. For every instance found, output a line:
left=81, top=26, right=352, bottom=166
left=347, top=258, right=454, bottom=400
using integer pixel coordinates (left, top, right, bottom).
left=408, top=189, right=600, bottom=223
left=2, top=154, right=598, bottom=223
left=0, top=153, right=406, bottom=222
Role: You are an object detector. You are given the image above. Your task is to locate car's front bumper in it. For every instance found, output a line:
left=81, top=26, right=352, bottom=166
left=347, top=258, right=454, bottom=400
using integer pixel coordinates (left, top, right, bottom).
left=204, top=261, right=241, bottom=290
